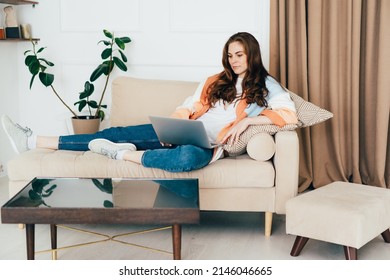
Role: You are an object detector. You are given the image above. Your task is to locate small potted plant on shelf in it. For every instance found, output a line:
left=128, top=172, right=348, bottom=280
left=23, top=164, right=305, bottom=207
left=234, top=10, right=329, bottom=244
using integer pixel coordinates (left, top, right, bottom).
left=24, top=29, right=131, bottom=134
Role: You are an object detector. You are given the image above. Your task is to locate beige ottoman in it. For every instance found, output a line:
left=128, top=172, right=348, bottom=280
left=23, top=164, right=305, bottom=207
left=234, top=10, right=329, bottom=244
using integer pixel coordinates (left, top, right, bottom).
left=286, top=181, right=390, bottom=260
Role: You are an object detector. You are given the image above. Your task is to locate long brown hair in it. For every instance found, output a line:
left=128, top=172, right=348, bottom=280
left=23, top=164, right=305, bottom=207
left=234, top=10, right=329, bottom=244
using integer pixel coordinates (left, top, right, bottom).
left=207, top=32, right=269, bottom=107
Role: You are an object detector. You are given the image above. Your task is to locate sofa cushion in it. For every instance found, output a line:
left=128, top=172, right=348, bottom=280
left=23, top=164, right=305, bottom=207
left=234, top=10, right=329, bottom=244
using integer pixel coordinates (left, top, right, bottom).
left=246, top=133, right=276, bottom=161
left=110, top=76, right=198, bottom=126
left=7, top=149, right=275, bottom=190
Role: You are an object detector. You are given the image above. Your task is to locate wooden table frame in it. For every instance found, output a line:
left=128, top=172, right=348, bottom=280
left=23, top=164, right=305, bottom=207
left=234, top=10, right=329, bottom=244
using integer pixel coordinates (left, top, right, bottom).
left=24, top=223, right=183, bottom=260
left=2, top=178, right=199, bottom=260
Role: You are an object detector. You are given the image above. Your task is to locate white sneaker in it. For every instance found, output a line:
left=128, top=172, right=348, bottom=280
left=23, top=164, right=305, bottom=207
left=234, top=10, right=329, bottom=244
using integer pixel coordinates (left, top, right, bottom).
left=1, top=114, right=32, bottom=154
left=88, top=138, right=137, bottom=159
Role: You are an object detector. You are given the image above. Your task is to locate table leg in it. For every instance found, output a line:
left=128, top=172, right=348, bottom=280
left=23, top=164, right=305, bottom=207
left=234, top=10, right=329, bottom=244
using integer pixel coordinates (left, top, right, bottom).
left=26, top=224, right=35, bottom=260
left=172, top=224, right=181, bottom=260
left=50, top=224, right=57, bottom=260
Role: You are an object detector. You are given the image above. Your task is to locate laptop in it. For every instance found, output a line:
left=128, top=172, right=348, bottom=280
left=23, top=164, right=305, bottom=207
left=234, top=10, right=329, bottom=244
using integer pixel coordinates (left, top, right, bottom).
left=149, top=116, right=221, bottom=149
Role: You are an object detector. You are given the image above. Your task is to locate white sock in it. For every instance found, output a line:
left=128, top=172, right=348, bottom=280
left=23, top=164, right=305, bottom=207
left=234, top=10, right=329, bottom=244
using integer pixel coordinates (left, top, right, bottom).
left=27, top=135, right=37, bottom=149
left=115, top=149, right=128, bottom=160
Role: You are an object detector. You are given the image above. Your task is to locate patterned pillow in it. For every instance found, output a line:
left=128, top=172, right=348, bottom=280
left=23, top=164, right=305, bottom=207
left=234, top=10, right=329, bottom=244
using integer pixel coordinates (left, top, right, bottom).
left=223, top=91, right=333, bottom=156
left=223, top=123, right=298, bottom=156
left=288, top=91, right=333, bottom=128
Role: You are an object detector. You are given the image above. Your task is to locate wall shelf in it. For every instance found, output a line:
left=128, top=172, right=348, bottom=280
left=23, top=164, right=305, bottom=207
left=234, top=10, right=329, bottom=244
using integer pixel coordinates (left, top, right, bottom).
left=0, top=1, right=38, bottom=5
left=0, top=1, right=39, bottom=41
left=0, top=38, right=39, bottom=42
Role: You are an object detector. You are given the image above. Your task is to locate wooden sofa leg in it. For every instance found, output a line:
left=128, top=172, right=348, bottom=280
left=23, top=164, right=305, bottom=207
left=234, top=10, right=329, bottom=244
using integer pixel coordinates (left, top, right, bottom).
left=290, top=236, right=309, bottom=256
left=381, top=229, right=390, bottom=243
left=265, top=212, right=273, bottom=237
left=344, top=246, right=357, bottom=260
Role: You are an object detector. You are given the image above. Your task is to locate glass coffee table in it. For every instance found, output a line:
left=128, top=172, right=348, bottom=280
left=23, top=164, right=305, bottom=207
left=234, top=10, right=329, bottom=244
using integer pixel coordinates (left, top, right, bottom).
left=1, top=177, right=199, bottom=260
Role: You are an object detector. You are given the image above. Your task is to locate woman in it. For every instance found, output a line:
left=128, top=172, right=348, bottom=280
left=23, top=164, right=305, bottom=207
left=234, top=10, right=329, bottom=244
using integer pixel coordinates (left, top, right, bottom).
left=2, top=32, right=298, bottom=172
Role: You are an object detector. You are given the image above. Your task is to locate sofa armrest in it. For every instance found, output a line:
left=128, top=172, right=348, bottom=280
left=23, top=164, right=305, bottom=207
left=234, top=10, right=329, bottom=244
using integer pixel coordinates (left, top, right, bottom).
left=273, top=130, right=299, bottom=214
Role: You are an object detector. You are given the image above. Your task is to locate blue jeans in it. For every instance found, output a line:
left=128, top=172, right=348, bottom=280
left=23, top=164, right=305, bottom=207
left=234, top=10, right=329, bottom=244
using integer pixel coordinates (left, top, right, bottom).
left=58, top=124, right=213, bottom=172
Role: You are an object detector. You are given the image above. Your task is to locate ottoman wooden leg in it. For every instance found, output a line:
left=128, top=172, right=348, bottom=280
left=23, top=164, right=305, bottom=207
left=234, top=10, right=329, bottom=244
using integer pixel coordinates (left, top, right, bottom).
left=344, top=246, right=357, bottom=260
left=290, top=236, right=309, bottom=256
left=381, top=229, right=390, bottom=243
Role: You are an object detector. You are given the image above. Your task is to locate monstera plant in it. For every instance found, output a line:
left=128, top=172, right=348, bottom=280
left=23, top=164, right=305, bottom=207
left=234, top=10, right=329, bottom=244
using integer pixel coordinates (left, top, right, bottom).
left=24, top=30, right=131, bottom=127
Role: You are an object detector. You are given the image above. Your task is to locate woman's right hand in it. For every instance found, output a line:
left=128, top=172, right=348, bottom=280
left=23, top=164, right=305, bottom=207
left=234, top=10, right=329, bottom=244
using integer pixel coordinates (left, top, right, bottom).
left=222, top=118, right=251, bottom=144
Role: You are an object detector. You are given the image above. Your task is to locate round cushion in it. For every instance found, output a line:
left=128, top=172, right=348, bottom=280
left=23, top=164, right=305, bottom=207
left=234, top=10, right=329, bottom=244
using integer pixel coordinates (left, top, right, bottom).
left=246, top=133, right=275, bottom=161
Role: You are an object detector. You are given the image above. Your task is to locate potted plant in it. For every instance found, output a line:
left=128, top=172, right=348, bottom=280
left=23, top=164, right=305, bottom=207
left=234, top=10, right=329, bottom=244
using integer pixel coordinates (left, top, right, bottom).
left=24, top=29, right=131, bottom=134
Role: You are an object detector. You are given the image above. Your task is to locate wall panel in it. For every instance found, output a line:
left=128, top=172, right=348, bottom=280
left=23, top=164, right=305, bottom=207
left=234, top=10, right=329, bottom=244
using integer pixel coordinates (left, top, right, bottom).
left=169, top=0, right=262, bottom=33
left=60, top=0, right=141, bottom=32
left=5, top=0, right=270, bottom=139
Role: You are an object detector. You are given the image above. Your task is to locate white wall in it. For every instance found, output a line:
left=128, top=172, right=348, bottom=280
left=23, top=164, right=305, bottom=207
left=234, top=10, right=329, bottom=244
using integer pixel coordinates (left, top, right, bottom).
left=0, top=3, right=21, bottom=176
left=0, top=0, right=270, bottom=175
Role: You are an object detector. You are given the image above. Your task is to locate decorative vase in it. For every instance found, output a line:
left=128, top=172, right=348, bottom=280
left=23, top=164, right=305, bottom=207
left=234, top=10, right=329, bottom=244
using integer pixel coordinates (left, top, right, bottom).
left=71, top=116, right=100, bottom=134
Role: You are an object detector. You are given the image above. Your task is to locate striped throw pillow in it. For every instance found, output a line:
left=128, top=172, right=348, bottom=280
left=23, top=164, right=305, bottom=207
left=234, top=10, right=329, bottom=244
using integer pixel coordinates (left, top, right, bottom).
left=223, top=91, right=333, bottom=156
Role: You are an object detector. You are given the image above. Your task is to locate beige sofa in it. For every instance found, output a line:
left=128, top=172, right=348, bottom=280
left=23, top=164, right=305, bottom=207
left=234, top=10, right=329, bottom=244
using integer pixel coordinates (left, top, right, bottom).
left=7, top=76, right=299, bottom=236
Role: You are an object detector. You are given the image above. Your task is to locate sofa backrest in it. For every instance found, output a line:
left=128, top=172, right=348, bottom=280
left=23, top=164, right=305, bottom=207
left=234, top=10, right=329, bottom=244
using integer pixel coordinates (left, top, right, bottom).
left=110, top=76, right=199, bottom=127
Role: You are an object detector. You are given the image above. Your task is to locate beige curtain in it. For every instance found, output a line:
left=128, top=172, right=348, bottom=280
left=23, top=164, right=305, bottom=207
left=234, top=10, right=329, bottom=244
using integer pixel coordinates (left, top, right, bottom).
left=270, top=0, right=390, bottom=191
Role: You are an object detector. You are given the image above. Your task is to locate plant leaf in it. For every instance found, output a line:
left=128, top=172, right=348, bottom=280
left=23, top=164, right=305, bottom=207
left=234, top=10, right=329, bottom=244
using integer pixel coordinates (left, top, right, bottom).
left=103, top=29, right=113, bottom=39
left=38, top=72, right=54, bottom=87
left=28, top=61, right=40, bottom=75
left=80, top=90, right=93, bottom=99
left=84, top=81, right=94, bottom=93
left=38, top=58, right=54, bottom=67
left=42, top=191, right=53, bottom=197
left=118, top=50, right=127, bottom=62
left=37, top=47, right=45, bottom=53
left=98, top=40, right=111, bottom=46
left=46, top=184, right=57, bottom=192
left=119, top=36, right=131, bottom=43
left=76, top=100, right=87, bottom=111
left=102, top=179, right=113, bottom=193
left=113, top=57, right=127, bottom=71
left=91, top=179, right=113, bottom=194
left=25, top=55, right=37, bottom=66
left=101, top=48, right=112, bottom=59
left=103, top=200, right=113, bottom=208
left=32, top=179, right=53, bottom=193
left=91, top=178, right=113, bottom=194
left=78, top=81, right=94, bottom=99
left=98, top=110, right=105, bottom=121
left=115, top=37, right=125, bottom=50
left=88, top=100, right=98, bottom=108
left=90, top=64, right=106, bottom=81
left=28, top=189, right=41, bottom=201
